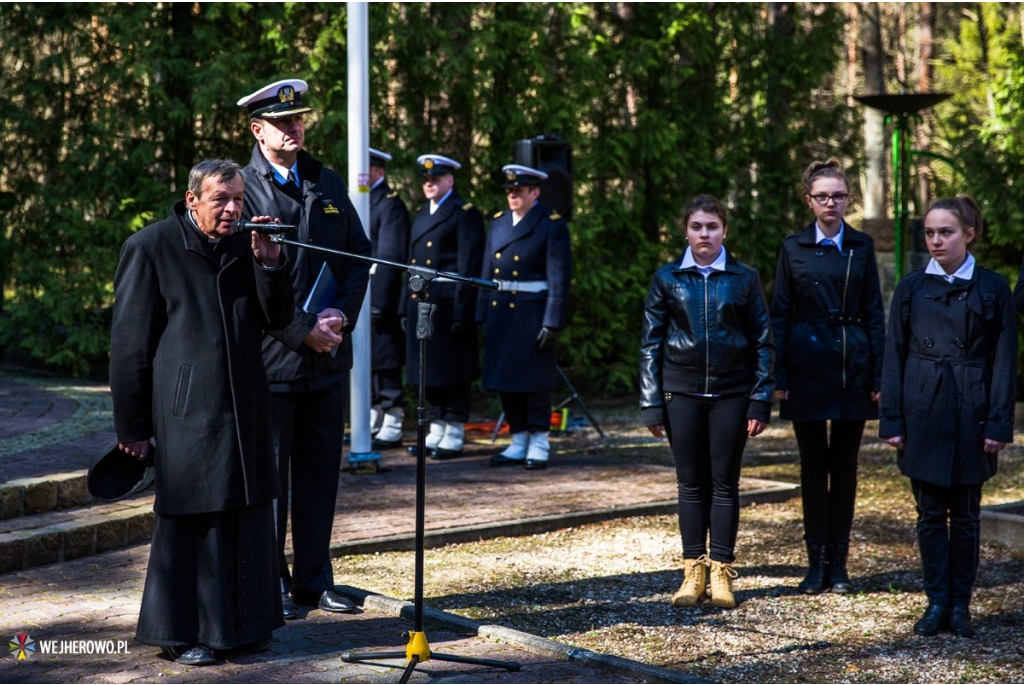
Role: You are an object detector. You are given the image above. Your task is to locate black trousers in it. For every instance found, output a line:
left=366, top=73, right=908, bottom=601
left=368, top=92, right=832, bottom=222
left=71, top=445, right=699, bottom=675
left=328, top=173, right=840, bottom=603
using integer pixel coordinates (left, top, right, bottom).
left=792, top=419, right=864, bottom=546
left=425, top=382, right=471, bottom=422
left=665, top=394, right=749, bottom=563
left=271, top=380, right=346, bottom=603
left=911, top=479, right=981, bottom=608
left=372, top=367, right=405, bottom=410
left=500, top=390, right=551, bottom=433
left=136, top=502, right=283, bottom=650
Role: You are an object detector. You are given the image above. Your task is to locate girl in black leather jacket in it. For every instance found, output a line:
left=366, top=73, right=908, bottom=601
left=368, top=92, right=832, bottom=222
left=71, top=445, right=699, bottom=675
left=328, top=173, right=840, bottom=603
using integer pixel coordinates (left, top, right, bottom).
left=639, top=194, right=774, bottom=609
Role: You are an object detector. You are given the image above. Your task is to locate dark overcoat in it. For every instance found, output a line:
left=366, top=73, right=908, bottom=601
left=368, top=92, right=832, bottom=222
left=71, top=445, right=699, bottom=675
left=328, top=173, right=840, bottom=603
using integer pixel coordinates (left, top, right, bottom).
left=370, top=180, right=410, bottom=371
left=770, top=223, right=886, bottom=421
left=879, top=267, right=1016, bottom=487
left=109, top=201, right=293, bottom=516
left=404, top=192, right=485, bottom=385
left=475, top=203, right=572, bottom=392
left=241, top=145, right=371, bottom=390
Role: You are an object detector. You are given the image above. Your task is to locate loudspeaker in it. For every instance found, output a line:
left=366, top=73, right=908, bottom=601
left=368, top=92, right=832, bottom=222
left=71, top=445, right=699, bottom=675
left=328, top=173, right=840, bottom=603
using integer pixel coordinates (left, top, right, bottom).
left=513, top=135, right=573, bottom=220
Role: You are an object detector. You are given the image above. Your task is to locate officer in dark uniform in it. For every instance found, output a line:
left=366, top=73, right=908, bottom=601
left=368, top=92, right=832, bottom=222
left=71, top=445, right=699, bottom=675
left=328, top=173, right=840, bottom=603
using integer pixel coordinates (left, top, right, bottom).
left=479, top=164, right=572, bottom=470
left=405, top=154, right=485, bottom=457
left=367, top=147, right=410, bottom=448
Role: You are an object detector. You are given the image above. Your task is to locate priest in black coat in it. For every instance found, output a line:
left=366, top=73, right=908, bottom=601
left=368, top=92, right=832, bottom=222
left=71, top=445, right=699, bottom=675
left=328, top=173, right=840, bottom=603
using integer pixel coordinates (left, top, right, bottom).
left=110, top=159, right=293, bottom=666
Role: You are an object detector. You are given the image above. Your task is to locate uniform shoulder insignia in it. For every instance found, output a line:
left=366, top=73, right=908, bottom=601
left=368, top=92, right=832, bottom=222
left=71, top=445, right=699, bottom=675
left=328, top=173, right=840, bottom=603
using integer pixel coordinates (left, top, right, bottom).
left=493, top=210, right=504, bottom=219
left=549, top=212, right=562, bottom=220
left=462, top=202, right=474, bottom=210
left=387, top=191, right=398, bottom=199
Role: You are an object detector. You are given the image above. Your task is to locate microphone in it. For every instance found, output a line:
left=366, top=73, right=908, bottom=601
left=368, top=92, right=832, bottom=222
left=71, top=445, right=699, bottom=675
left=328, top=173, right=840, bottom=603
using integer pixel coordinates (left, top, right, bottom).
left=230, top=220, right=297, bottom=234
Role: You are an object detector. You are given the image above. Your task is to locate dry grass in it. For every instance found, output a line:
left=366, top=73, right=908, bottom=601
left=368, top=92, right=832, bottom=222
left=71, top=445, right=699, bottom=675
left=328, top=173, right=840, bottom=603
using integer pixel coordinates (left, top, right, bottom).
left=333, top=410, right=1024, bottom=683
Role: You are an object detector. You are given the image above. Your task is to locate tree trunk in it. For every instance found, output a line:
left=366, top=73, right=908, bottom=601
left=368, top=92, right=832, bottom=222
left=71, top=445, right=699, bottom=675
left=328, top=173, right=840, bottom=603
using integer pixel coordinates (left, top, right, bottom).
left=916, top=2, right=936, bottom=214
left=860, top=2, right=887, bottom=220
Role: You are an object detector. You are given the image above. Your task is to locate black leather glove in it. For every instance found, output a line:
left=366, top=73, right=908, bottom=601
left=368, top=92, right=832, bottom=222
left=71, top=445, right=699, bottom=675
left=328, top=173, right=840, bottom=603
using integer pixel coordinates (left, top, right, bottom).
left=536, top=326, right=558, bottom=351
left=399, top=316, right=407, bottom=334
left=451, top=320, right=472, bottom=337
left=370, top=306, right=384, bottom=335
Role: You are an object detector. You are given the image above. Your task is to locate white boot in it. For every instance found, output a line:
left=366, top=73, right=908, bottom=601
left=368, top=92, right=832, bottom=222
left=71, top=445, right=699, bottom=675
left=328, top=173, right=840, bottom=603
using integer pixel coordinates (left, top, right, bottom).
left=525, top=431, right=550, bottom=470
left=374, top=407, right=404, bottom=445
left=369, top=405, right=382, bottom=436
left=501, top=432, right=529, bottom=460
left=425, top=420, right=446, bottom=450
left=434, top=421, right=465, bottom=455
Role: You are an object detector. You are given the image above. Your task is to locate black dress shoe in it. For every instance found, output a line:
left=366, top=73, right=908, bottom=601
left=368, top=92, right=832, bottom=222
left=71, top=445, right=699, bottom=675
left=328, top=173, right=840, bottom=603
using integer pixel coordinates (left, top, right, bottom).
left=175, top=644, right=219, bottom=666
left=282, top=592, right=299, bottom=620
left=490, top=454, right=524, bottom=467
left=372, top=438, right=402, bottom=451
left=913, top=604, right=949, bottom=636
left=525, top=458, right=547, bottom=470
left=948, top=605, right=975, bottom=637
left=430, top=448, right=462, bottom=460
left=317, top=589, right=357, bottom=613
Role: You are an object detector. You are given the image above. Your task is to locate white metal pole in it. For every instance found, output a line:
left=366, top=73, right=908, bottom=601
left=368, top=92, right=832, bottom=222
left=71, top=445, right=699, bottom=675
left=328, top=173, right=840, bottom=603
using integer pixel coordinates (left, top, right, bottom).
left=347, top=2, right=373, bottom=460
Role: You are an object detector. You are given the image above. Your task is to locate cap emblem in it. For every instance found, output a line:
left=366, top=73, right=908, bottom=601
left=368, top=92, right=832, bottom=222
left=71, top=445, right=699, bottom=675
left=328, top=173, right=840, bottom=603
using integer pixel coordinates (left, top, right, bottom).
left=424, top=159, right=434, bottom=170
left=278, top=85, right=295, bottom=103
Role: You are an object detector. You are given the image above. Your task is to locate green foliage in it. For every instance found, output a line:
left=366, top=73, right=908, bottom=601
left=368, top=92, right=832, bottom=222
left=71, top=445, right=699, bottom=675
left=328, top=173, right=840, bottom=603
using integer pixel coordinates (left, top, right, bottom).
left=5, top=2, right=1007, bottom=397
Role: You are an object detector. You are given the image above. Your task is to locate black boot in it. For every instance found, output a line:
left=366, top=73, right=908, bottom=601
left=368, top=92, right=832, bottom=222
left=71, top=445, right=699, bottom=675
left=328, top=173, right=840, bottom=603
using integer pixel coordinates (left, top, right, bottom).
left=947, top=604, right=975, bottom=638
left=913, top=603, right=948, bottom=636
left=797, top=544, right=830, bottom=594
left=829, top=543, right=853, bottom=594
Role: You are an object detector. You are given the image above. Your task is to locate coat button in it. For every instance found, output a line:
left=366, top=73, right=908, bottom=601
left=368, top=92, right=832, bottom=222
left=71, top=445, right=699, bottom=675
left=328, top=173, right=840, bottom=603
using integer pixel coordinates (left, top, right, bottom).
left=426, top=259, right=432, bottom=266
left=958, top=292, right=968, bottom=300
left=514, top=255, right=520, bottom=261
left=955, top=338, right=966, bottom=348
left=427, top=241, right=433, bottom=248
left=924, top=338, right=935, bottom=348
left=811, top=279, right=819, bottom=285
left=494, top=268, right=500, bottom=275
left=512, top=270, right=519, bottom=277
left=495, top=252, right=502, bottom=259
left=411, top=258, right=417, bottom=264
left=509, top=303, right=516, bottom=309
left=492, top=300, right=498, bottom=306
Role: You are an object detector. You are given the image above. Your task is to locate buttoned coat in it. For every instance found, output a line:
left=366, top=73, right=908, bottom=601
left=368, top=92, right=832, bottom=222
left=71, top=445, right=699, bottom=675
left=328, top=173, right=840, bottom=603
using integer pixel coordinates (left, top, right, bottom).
left=879, top=267, right=1016, bottom=487
left=369, top=180, right=410, bottom=371
left=404, top=192, right=485, bottom=385
left=109, top=201, right=293, bottom=516
left=241, top=145, right=372, bottom=390
left=476, top=203, right=572, bottom=392
left=770, top=223, right=886, bottom=421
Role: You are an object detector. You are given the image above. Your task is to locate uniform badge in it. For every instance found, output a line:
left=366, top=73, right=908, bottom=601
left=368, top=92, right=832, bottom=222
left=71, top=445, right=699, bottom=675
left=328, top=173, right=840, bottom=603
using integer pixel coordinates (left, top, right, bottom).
left=550, top=212, right=561, bottom=220
left=323, top=199, right=340, bottom=214
left=462, top=202, right=474, bottom=210
left=505, top=169, right=517, bottom=183
left=278, top=85, right=295, bottom=103
left=423, top=159, right=434, bottom=170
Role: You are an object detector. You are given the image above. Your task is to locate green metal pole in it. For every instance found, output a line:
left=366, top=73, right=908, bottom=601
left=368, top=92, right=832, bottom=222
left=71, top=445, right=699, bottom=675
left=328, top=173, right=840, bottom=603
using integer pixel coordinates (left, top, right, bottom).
left=890, top=115, right=904, bottom=282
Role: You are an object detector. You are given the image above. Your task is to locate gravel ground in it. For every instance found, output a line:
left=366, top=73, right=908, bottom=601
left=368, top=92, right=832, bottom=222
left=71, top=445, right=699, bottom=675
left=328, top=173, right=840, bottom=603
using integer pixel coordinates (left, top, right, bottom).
left=333, top=407, right=1024, bottom=683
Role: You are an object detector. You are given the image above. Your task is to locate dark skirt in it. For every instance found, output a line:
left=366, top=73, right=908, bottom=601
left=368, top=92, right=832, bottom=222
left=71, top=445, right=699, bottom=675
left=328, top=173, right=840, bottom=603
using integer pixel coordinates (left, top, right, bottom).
left=135, top=501, right=283, bottom=650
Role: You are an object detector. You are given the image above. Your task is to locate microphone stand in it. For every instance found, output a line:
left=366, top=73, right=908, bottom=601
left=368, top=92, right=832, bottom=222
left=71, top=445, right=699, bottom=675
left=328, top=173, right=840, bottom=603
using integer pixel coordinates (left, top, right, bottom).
left=269, top=234, right=520, bottom=681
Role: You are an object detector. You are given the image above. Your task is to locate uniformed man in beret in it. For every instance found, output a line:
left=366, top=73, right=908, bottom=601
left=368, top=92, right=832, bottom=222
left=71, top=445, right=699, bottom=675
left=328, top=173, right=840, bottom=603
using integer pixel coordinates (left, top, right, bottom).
left=237, top=78, right=371, bottom=620
left=367, top=147, right=410, bottom=449
left=405, top=154, right=485, bottom=457
left=480, top=164, right=573, bottom=470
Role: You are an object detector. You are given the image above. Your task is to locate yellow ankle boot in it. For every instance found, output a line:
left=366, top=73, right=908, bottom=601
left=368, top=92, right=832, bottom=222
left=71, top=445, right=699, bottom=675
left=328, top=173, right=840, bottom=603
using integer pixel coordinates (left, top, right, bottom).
left=671, top=555, right=708, bottom=606
left=708, top=560, right=738, bottom=608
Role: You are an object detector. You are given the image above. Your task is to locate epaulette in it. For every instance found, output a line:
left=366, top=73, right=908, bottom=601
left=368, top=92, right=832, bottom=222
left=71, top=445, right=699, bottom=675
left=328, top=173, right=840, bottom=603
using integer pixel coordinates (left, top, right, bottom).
left=493, top=210, right=504, bottom=219
left=387, top=191, right=399, bottom=199
left=462, top=202, right=475, bottom=211
left=549, top=212, right=562, bottom=221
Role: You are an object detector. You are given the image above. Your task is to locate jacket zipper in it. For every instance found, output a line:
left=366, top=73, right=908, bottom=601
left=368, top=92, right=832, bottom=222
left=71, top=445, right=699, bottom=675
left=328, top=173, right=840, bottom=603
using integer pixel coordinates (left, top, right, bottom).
left=841, top=250, right=853, bottom=390
left=704, top=275, right=711, bottom=394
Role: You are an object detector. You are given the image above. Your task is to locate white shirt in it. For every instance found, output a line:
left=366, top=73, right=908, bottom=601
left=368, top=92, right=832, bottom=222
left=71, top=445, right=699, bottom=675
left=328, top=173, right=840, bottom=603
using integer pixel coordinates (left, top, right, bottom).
left=925, top=252, right=976, bottom=283
left=815, top=221, right=845, bottom=252
left=511, top=200, right=539, bottom=226
left=680, top=247, right=727, bottom=278
left=430, top=188, right=453, bottom=215
left=269, top=161, right=300, bottom=188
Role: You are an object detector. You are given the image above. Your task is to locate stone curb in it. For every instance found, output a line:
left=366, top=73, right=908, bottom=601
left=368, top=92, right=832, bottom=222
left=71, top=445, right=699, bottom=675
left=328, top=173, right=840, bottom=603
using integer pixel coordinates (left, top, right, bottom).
left=339, top=585, right=711, bottom=684
left=0, top=470, right=92, bottom=520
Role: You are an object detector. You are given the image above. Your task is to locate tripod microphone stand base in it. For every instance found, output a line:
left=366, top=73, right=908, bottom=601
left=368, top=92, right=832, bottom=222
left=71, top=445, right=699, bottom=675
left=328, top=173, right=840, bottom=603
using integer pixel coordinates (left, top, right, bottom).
left=341, top=630, right=521, bottom=683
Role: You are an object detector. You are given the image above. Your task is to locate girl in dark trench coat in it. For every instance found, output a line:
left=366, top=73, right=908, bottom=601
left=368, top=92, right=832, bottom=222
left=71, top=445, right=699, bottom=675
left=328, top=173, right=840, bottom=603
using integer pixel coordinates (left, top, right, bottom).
left=770, top=159, right=886, bottom=595
left=880, top=195, right=1016, bottom=638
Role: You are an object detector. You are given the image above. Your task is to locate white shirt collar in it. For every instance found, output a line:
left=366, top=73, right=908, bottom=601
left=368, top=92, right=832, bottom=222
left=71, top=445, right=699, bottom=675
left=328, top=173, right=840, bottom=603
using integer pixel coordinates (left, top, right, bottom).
left=370, top=176, right=385, bottom=191
left=269, top=160, right=300, bottom=187
left=815, top=221, right=844, bottom=251
left=430, top=188, right=454, bottom=215
left=925, top=252, right=975, bottom=283
left=680, top=247, right=727, bottom=276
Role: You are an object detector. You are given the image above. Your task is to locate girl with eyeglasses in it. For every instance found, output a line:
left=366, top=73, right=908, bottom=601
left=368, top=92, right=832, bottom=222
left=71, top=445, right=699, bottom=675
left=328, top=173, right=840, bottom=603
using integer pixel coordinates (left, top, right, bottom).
left=880, top=196, right=1015, bottom=638
left=770, top=159, right=886, bottom=595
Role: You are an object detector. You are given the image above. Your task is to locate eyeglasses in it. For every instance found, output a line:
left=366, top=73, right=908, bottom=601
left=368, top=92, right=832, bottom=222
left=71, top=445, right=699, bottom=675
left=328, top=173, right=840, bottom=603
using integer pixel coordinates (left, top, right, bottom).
left=809, top=193, right=849, bottom=206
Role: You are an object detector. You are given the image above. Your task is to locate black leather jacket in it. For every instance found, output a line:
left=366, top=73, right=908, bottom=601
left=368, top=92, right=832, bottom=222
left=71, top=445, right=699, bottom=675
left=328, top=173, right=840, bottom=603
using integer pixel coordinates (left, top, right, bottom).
left=639, top=250, right=775, bottom=424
